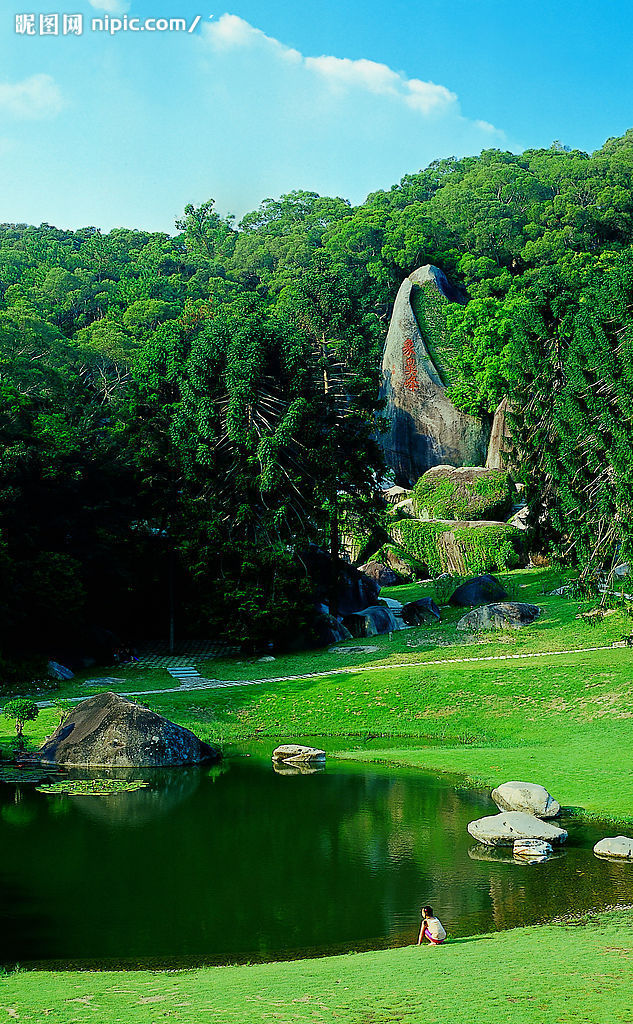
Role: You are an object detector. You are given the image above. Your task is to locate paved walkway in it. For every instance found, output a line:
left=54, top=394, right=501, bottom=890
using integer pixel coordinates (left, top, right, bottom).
left=34, top=641, right=629, bottom=709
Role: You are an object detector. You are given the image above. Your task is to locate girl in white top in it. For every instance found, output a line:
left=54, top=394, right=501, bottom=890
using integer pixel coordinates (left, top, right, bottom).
left=417, top=905, right=446, bottom=945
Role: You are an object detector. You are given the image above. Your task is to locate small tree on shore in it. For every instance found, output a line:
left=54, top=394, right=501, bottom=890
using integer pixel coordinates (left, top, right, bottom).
left=3, top=698, right=40, bottom=739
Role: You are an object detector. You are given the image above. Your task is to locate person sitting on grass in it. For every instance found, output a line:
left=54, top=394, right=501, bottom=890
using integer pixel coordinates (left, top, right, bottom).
left=417, top=905, right=446, bottom=946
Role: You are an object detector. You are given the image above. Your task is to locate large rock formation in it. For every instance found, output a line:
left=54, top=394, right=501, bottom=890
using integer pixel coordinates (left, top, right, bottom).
left=39, top=692, right=219, bottom=768
left=379, top=266, right=489, bottom=485
left=449, top=574, right=509, bottom=607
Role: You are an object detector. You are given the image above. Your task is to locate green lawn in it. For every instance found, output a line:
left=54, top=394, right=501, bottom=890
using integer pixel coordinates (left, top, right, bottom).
left=3, top=909, right=633, bottom=1023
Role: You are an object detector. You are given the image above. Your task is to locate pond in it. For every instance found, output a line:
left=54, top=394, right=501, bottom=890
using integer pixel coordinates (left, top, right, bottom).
left=1, top=744, right=632, bottom=968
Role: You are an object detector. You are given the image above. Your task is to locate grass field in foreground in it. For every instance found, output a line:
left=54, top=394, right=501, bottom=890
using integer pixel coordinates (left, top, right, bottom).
left=3, top=909, right=633, bottom=1024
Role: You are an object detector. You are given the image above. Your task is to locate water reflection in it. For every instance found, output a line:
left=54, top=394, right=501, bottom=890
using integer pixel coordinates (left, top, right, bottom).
left=0, top=752, right=631, bottom=969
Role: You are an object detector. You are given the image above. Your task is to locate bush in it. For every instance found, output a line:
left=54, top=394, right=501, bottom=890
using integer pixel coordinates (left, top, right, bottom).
left=412, top=467, right=513, bottom=522
left=396, top=519, right=522, bottom=576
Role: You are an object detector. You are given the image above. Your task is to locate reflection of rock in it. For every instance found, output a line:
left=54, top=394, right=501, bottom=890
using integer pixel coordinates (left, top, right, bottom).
left=513, top=839, right=553, bottom=863
left=449, top=574, right=508, bottom=607
left=468, top=842, right=563, bottom=864
left=492, top=782, right=561, bottom=819
left=272, top=744, right=326, bottom=765
left=457, top=602, right=541, bottom=631
left=467, top=811, right=568, bottom=847
left=39, top=692, right=220, bottom=768
left=379, top=266, right=489, bottom=485
left=66, top=767, right=214, bottom=827
left=272, top=762, right=323, bottom=776
left=593, top=836, right=633, bottom=860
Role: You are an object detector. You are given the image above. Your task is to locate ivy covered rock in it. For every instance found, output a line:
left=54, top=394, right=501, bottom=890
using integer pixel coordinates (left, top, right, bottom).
left=394, top=519, right=523, bottom=577
left=412, top=465, right=514, bottom=521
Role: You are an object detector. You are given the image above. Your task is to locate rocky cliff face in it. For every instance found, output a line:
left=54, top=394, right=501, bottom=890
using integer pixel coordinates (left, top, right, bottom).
left=379, top=265, right=489, bottom=485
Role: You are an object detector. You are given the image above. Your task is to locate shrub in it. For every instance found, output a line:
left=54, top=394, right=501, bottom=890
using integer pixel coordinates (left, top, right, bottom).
left=396, top=519, right=522, bottom=576
left=412, top=467, right=513, bottom=522
left=3, top=698, right=40, bottom=740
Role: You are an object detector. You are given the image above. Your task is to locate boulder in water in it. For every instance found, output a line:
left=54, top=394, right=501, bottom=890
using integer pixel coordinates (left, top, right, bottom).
left=272, top=744, right=326, bottom=765
left=593, top=836, right=633, bottom=860
left=492, top=781, right=561, bottom=819
left=38, top=692, right=219, bottom=768
left=467, top=811, right=568, bottom=847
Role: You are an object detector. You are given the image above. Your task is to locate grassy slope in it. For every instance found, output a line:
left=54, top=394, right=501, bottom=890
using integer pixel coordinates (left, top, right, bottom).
left=3, top=910, right=633, bottom=1023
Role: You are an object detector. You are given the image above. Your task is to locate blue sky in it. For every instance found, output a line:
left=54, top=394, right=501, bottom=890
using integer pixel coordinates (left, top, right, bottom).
left=0, top=0, right=632, bottom=232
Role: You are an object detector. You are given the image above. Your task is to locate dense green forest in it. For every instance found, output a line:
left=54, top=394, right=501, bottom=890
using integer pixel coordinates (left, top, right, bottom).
left=2, top=130, right=633, bottom=665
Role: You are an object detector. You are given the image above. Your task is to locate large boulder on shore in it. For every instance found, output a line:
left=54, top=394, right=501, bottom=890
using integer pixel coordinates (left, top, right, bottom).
left=38, top=692, right=219, bottom=768
left=413, top=465, right=513, bottom=522
left=593, top=836, right=633, bottom=860
left=379, top=266, right=489, bottom=485
left=492, top=781, right=561, bottom=819
left=449, top=574, right=508, bottom=607
left=457, top=602, right=541, bottom=631
left=468, top=811, right=568, bottom=847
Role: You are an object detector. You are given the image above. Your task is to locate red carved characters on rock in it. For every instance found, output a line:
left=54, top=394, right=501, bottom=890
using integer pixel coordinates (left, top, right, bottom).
left=402, top=338, right=418, bottom=392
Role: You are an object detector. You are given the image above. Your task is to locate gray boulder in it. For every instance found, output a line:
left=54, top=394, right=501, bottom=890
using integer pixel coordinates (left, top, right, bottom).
left=344, top=605, right=401, bottom=638
left=449, top=574, right=508, bottom=607
left=492, top=781, right=561, bottom=819
left=47, top=660, right=74, bottom=681
left=379, top=266, right=489, bottom=485
left=593, top=836, right=633, bottom=860
left=272, top=744, right=326, bottom=765
left=358, top=560, right=399, bottom=587
left=456, top=602, right=541, bottom=631
left=467, top=811, right=568, bottom=847
left=401, top=597, right=441, bottom=626
left=38, top=692, right=219, bottom=768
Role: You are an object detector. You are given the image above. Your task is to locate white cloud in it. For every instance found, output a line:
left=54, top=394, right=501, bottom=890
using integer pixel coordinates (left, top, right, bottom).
left=87, top=0, right=131, bottom=12
left=205, top=13, right=301, bottom=62
left=204, top=14, right=462, bottom=119
left=0, top=74, right=64, bottom=120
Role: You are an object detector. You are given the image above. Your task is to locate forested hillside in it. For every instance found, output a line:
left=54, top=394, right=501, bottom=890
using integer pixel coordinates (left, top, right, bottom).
left=2, top=131, right=633, bottom=663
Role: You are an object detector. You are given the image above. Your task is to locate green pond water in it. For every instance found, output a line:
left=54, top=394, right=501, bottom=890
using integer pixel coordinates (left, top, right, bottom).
left=1, top=744, right=632, bottom=969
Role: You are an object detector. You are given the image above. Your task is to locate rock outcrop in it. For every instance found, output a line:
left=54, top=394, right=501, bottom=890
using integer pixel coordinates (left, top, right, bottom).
left=593, top=836, right=633, bottom=860
left=467, top=811, right=568, bottom=847
left=449, top=574, right=509, bottom=607
left=379, top=266, right=489, bottom=485
left=492, top=781, right=561, bottom=819
left=486, top=397, right=512, bottom=470
left=456, top=602, right=541, bottom=631
left=39, top=692, right=219, bottom=768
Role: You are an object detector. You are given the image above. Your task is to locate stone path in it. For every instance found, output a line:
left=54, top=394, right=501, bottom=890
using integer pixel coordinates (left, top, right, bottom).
left=33, top=640, right=629, bottom=709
